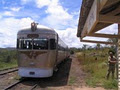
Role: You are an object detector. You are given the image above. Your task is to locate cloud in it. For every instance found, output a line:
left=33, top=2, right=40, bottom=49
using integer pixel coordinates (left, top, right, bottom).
left=55, top=28, right=92, bottom=48
left=83, top=37, right=108, bottom=42
left=36, top=0, right=75, bottom=29
left=0, top=15, right=2, bottom=19
left=21, top=0, right=28, bottom=4
left=3, top=11, right=14, bottom=16
left=36, top=0, right=81, bottom=47
left=36, top=0, right=51, bottom=8
left=0, top=0, right=95, bottom=48
left=1, top=0, right=116, bottom=48
left=0, top=17, right=114, bottom=48
left=10, top=7, right=22, bottom=12
left=3, top=6, right=22, bottom=12
left=0, top=33, right=4, bottom=37
left=0, top=16, right=83, bottom=48
left=0, top=11, right=15, bottom=18
left=0, top=17, right=34, bottom=47
left=96, top=24, right=118, bottom=34
left=21, top=0, right=33, bottom=4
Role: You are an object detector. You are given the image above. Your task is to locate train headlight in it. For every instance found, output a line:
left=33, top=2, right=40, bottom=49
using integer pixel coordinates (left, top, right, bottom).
left=31, top=23, right=35, bottom=26
left=31, top=22, right=38, bottom=32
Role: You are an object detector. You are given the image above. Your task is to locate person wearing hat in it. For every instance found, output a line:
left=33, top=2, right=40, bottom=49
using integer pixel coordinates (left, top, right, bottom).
left=106, top=51, right=117, bottom=79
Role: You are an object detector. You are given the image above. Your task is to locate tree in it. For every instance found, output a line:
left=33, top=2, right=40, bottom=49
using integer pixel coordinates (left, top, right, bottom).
left=107, top=38, right=118, bottom=54
left=82, top=44, right=87, bottom=50
left=107, top=38, right=118, bottom=45
left=96, top=43, right=101, bottom=50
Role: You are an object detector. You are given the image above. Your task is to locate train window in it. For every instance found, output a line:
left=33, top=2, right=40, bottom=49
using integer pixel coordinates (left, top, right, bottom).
left=50, top=39, right=56, bottom=50
left=17, top=39, right=19, bottom=49
left=18, top=39, right=32, bottom=49
left=33, top=38, right=48, bottom=50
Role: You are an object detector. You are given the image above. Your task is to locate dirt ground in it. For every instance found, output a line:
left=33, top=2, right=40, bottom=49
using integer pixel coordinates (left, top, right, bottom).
left=47, top=55, right=105, bottom=90
left=0, top=71, right=18, bottom=90
left=0, top=55, right=105, bottom=90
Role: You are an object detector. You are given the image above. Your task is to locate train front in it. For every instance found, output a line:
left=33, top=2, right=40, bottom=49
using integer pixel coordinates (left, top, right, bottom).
left=17, top=22, right=57, bottom=78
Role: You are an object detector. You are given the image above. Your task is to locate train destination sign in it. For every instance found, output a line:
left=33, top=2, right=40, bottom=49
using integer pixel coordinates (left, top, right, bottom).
left=27, top=34, right=39, bottom=38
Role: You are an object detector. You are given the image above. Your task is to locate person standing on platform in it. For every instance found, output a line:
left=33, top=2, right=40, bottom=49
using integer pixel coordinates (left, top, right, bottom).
left=106, top=51, right=117, bottom=79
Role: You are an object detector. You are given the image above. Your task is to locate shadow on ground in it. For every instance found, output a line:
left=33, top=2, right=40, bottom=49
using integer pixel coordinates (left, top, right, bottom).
left=21, top=58, right=72, bottom=88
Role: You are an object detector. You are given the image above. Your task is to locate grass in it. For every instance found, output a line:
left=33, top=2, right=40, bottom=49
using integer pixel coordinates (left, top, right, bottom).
left=77, top=48, right=118, bottom=90
left=0, top=49, right=17, bottom=70
left=14, top=75, right=21, bottom=80
left=69, top=76, right=76, bottom=85
left=0, top=61, right=17, bottom=70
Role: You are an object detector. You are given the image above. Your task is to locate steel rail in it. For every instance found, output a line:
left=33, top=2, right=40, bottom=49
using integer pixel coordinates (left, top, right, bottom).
left=4, top=79, right=25, bottom=90
left=0, top=68, right=18, bottom=75
left=31, top=84, right=38, bottom=90
left=4, top=79, right=39, bottom=90
left=0, top=67, right=18, bottom=72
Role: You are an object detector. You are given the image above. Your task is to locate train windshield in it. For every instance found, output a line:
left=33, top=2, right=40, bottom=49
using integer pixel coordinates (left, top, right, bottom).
left=17, top=39, right=32, bottom=49
left=17, top=38, right=48, bottom=50
left=33, top=38, right=48, bottom=50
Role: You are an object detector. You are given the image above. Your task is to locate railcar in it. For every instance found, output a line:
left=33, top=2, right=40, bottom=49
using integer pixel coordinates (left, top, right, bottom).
left=17, top=22, right=69, bottom=78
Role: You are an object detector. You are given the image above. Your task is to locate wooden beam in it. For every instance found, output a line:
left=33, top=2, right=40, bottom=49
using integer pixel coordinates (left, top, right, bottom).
left=77, top=0, right=94, bottom=37
left=81, top=0, right=99, bottom=38
left=103, top=0, right=120, bottom=9
left=99, top=15, right=120, bottom=23
left=81, top=39, right=116, bottom=45
left=105, top=5, right=120, bottom=16
left=100, top=0, right=120, bottom=15
left=81, top=27, right=87, bottom=39
left=99, top=0, right=108, bottom=11
left=88, top=33, right=120, bottom=38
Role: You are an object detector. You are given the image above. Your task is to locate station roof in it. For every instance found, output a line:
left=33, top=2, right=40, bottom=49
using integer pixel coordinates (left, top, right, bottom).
left=77, top=0, right=120, bottom=44
left=77, top=0, right=94, bottom=37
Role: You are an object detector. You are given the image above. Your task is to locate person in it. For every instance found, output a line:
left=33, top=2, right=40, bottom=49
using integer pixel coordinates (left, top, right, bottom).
left=106, top=51, right=117, bottom=79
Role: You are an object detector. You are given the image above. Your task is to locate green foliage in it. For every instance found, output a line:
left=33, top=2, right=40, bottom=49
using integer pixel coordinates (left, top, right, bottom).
left=69, top=76, right=76, bottom=85
left=103, top=80, right=118, bottom=89
left=77, top=48, right=118, bottom=89
left=14, top=75, right=21, bottom=80
left=69, top=47, right=82, bottom=52
left=0, top=49, right=17, bottom=69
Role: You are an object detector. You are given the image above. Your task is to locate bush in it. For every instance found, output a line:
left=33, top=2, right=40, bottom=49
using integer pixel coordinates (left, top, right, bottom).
left=0, top=49, right=17, bottom=69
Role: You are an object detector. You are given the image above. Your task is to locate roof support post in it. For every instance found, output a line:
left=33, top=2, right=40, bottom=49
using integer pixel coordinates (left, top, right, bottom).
left=118, top=24, right=120, bottom=89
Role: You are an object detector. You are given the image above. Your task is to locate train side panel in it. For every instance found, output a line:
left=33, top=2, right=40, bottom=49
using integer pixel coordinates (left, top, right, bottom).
left=56, top=37, right=68, bottom=65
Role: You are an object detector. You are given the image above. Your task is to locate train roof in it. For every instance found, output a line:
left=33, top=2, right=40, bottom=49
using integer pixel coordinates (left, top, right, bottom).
left=17, top=25, right=57, bottom=35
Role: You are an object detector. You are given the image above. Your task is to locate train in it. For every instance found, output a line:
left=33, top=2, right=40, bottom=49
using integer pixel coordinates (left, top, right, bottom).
left=17, top=22, right=70, bottom=78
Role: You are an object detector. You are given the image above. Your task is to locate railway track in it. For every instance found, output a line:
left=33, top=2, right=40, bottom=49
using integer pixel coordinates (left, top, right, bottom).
left=0, top=67, right=17, bottom=72
left=4, top=79, right=24, bottom=90
left=0, top=67, right=39, bottom=90
left=1, top=59, right=71, bottom=90
left=4, top=78, right=39, bottom=90
left=0, top=67, right=18, bottom=75
left=31, top=84, right=38, bottom=90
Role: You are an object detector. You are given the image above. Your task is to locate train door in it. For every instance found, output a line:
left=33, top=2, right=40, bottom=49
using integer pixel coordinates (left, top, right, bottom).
left=49, top=34, right=58, bottom=68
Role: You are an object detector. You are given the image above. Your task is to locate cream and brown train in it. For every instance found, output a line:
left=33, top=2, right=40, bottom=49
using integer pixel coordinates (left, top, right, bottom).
left=17, top=22, right=70, bottom=78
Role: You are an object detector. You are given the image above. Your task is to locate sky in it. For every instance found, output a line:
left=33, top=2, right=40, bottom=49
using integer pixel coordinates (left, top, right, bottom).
left=0, top=0, right=118, bottom=48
